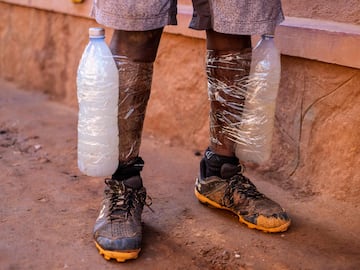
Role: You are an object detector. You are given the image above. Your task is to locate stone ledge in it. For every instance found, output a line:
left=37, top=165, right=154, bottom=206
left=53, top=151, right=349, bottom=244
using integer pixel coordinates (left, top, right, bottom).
left=1, top=0, right=91, bottom=17
left=276, top=17, right=360, bottom=69
left=2, top=0, right=360, bottom=68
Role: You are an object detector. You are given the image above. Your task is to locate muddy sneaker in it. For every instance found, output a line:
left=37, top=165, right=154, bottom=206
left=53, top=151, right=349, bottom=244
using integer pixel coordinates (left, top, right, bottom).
left=93, top=158, right=148, bottom=262
left=194, top=148, right=291, bottom=233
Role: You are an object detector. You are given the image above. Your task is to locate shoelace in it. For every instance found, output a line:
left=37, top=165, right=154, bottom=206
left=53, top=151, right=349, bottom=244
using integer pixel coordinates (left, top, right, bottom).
left=104, top=178, right=152, bottom=222
left=222, top=173, right=265, bottom=208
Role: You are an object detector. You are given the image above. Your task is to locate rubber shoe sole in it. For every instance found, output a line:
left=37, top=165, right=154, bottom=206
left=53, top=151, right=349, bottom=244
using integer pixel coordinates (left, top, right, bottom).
left=94, top=241, right=140, bottom=262
left=195, top=188, right=291, bottom=233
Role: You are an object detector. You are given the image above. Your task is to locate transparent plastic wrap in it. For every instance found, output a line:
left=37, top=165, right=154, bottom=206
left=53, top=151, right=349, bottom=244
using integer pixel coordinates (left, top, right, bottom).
left=207, top=48, right=252, bottom=154
left=77, top=28, right=119, bottom=177
left=208, top=35, right=281, bottom=164
left=112, top=56, right=152, bottom=162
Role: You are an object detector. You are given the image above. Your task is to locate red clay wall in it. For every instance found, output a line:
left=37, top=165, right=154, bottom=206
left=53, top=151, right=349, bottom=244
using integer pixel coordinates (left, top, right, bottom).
left=282, top=0, right=360, bottom=24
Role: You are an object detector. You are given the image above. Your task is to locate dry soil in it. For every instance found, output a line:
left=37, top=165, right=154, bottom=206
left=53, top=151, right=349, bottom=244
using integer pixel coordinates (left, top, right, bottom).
left=0, top=80, right=359, bottom=270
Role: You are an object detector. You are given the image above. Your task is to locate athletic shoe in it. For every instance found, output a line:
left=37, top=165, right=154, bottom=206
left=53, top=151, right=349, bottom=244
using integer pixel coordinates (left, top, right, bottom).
left=195, top=148, right=291, bottom=233
left=93, top=158, right=148, bottom=262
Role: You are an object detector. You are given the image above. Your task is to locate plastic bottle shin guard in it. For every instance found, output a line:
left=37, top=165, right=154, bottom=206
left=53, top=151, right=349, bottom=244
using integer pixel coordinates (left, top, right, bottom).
left=114, top=56, right=153, bottom=162
left=206, top=49, right=252, bottom=153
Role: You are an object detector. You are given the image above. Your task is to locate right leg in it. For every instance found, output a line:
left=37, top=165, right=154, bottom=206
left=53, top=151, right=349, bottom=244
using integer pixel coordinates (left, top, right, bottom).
left=91, top=0, right=177, bottom=262
left=93, top=29, right=163, bottom=262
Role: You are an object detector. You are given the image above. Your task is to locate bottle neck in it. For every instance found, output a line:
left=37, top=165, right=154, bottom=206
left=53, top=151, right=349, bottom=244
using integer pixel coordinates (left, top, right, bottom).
left=89, top=36, right=105, bottom=41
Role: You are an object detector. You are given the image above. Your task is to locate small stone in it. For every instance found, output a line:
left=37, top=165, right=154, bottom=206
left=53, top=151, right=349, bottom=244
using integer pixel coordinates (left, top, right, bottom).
left=38, top=157, right=50, bottom=163
left=234, top=252, right=241, bottom=259
left=34, top=144, right=42, bottom=151
left=38, top=197, right=48, bottom=203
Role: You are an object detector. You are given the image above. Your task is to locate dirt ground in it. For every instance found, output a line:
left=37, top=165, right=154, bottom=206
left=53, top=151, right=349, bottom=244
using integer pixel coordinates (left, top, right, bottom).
left=0, top=79, right=359, bottom=270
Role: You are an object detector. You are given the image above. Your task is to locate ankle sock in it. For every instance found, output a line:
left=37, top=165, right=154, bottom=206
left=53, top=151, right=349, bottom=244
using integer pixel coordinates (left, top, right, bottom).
left=112, top=156, right=144, bottom=181
left=201, top=148, right=238, bottom=178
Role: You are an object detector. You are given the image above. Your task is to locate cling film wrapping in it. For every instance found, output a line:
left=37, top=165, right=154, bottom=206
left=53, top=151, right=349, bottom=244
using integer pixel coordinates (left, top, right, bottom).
left=206, top=49, right=252, bottom=156
left=113, top=56, right=153, bottom=163
left=207, top=37, right=280, bottom=164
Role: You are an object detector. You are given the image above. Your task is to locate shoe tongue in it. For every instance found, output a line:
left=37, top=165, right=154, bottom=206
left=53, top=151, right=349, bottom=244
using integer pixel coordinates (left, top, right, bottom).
left=122, top=175, right=143, bottom=189
left=220, top=163, right=241, bottom=179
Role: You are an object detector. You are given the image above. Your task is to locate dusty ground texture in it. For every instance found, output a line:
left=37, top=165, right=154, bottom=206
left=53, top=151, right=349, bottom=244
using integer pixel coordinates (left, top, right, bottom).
left=0, top=80, right=359, bottom=270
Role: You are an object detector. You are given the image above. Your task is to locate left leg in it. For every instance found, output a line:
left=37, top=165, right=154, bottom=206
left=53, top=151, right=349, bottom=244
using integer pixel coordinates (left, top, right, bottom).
left=205, top=30, right=252, bottom=157
left=192, top=0, right=291, bottom=233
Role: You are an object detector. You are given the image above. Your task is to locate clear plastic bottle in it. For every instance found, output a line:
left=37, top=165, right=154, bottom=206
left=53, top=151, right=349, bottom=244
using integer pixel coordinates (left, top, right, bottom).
left=235, top=35, right=281, bottom=164
left=77, top=27, right=119, bottom=177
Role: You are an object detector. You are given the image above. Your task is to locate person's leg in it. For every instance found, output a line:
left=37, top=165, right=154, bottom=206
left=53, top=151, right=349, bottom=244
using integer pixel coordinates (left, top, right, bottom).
left=93, top=29, right=163, bottom=262
left=90, top=0, right=177, bottom=262
left=205, top=30, right=252, bottom=157
left=192, top=0, right=290, bottom=233
left=110, top=29, right=162, bottom=164
left=110, top=28, right=163, bottom=63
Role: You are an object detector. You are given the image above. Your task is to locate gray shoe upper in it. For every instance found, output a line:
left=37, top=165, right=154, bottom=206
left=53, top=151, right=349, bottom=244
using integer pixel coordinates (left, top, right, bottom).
left=93, top=176, right=146, bottom=251
left=196, top=149, right=290, bottom=226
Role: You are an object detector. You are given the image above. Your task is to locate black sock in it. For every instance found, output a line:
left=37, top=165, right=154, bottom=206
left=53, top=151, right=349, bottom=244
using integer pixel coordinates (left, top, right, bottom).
left=112, top=156, right=144, bottom=181
left=201, top=147, right=238, bottom=178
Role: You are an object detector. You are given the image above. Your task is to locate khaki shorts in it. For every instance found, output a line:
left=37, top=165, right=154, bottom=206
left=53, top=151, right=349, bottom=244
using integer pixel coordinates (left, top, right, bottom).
left=91, top=0, right=284, bottom=35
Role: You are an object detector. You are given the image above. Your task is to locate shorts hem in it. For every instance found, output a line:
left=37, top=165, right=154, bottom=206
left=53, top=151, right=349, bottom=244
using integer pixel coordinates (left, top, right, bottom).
left=91, top=6, right=177, bottom=31
left=212, top=16, right=284, bottom=35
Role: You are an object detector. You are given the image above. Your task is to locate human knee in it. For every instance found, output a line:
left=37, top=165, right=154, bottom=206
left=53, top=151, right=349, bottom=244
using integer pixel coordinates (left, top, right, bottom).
left=110, top=28, right=163, bottom=62
left=206, top=29, right=251, bottom=51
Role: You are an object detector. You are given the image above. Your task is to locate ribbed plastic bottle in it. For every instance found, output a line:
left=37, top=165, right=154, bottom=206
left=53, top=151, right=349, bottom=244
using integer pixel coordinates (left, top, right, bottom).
left=235, top=35, right=281, bottom=164
left=77, top=27, right=119, bottom=177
